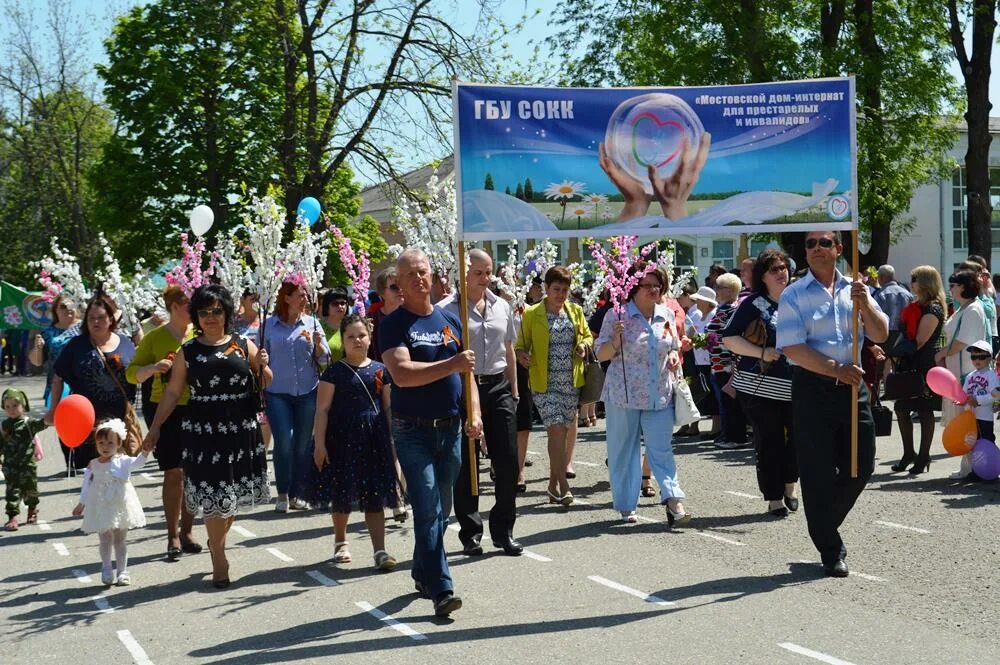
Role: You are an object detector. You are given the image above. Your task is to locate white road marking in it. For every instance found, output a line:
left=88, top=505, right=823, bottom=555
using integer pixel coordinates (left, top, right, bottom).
left=72, top=569, right=92, bottom=583
left=141, top=473, right=155, bottom=481
left=266, top=547, right=294, bottom=562
left=355, top=601, right=427, bottom=641
left=306, top=570, right=340, bottom=586
left=522, top=550, right=551, bottom=562
left=875, top=520, right=930, bottom=534
left=695, top=531, right=745, bottom=546
left=117, top=629, right=154, bottom=664
left=572, top=461, right=599, bottom=467
left=725, top=490, right=758, bottom=499
left=587, top=575, right=674, bottom=606
left=231, top=525, right=256, bottom=538
left=52, top=543, right=69, bottom=556
left=447, top=523, right=460, bottom=532
left=796, top=561, right=886, bottom=583
left=37, top=519, right=52, bottom=531
left=778, top=642, right=857, bottom=665
left=91, top=595, right=113, bottom=613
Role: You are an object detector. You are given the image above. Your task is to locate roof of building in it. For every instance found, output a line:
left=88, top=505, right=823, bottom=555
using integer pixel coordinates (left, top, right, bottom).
left=358, top=154, right=454, bottom=223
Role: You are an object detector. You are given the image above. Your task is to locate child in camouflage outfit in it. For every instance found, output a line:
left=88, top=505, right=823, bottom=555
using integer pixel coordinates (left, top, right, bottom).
left=1, top=388, right=48, bottom=531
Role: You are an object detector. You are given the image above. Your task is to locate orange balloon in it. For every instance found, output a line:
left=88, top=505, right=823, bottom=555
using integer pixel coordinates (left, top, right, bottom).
left=54, top=394, right=96, bottom=448
left=942, top=410, right=977, bottom=456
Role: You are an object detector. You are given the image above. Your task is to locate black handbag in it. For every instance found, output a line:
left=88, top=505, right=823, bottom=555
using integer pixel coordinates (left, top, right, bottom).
left=579, top=346, right=605, bottom=406
left=871, top=379, right=893, bottom=437
left=886, top=332, right=917, bottom=358
left=882, top=368, right=925, bottom=401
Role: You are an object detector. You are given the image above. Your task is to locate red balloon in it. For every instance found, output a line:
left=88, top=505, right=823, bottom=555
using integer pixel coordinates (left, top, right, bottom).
left=54, top=395, right=95, bottom=448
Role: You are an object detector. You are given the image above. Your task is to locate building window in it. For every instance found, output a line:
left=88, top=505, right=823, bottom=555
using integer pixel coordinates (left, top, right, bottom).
left=494, top=240, right=516, bottom=263
left=675, top=241, right=695, bottom=268
left=950, top=166, right=1000, bottom=249
left=712, top=239, right=735, bottom=269
left=750, top=239, right=771, bottom=259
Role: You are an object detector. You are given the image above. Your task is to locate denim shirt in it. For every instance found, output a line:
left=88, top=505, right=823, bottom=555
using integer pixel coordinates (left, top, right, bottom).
left=596, top=301, right=680, bottom=410
left=777, top=269, right=885, bottom=366
left=261, top=314, right=330, bottom=396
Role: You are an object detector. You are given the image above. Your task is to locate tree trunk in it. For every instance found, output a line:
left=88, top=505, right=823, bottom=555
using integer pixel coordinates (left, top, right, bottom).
left=961, top=0, right=997, bottom=266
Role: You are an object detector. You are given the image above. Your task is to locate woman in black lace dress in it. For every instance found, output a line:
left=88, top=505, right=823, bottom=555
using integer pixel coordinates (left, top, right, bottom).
left=144, top=284, right=272, bottom=588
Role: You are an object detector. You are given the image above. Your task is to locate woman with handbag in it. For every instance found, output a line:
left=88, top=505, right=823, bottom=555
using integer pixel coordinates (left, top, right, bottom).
left=595, top=263, right=688, bottom=525
left=46, top=294, right=137, bottom=470
left=721, top=249, right=798, bottom=518
left=515, top=266, right=593, bottom=506
left=935, top=269, right=988, bottom=479
left=889, top=266, right=945, bottom=475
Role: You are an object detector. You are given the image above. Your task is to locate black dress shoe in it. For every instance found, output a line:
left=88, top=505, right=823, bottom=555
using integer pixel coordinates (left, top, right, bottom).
left=823, top=559, right=849, bottom=578
left=434, top=592, right=463, bottom=617
left=462, top=537, right=483, bottom=556
left=414, top=580, right=431, bottom=598
left=492, top=538, right=524, bottom=556
left=783, top=495, right=799, bottom=512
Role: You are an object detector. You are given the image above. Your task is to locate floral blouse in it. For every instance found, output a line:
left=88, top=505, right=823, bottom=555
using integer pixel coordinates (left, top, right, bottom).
left=596, top=301, right=681, bottom=410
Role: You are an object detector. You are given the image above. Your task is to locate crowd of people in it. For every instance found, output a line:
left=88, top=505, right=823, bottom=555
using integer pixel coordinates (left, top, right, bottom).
left=6, top=229, right=1000, bottom=617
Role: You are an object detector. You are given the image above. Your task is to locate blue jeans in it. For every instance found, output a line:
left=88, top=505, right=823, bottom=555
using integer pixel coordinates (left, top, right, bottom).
left=605, top=404, right=682, bottom=513
left=265, top=389, right=317, bottom=498
left=392, top=418, right=462, bottom=599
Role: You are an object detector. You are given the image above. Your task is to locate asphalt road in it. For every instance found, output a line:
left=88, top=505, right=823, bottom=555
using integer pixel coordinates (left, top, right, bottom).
left=2, top=374, right=998, bottom=664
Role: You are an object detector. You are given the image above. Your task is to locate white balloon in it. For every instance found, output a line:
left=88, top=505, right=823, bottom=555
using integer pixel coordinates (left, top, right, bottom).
left=189, top=204, right=214, bottom=237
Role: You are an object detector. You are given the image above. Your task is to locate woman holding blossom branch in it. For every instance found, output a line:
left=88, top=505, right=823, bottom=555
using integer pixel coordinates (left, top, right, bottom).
left=596, top=262, right=689, bottom=525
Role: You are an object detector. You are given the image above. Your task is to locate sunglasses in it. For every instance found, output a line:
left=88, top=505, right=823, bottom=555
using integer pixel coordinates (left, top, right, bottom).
left=971, top=353, right=992, bottom=361
left=768, top=264, right=788, bottom=274
left=197, top=307, right=225, bottom=318
left=805, top=237, right=835, bottom=249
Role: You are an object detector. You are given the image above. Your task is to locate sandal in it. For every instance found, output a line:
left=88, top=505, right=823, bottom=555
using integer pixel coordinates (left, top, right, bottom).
left=180, top=538, right=204, bottom=554
left=640, top=477, right=656, bottom=498
left=167, top=540, right=182, bottom=561
left=374, top=550, right=397, bottom=571
left=4, top=517, right=18, bottom=532
left=392, top=506, right=409, bottom=523
left=25, top=510, right=38, bottom=525
left=622, top=511, right=638, bottom=524
left=333, top=541, right=352, bottom=564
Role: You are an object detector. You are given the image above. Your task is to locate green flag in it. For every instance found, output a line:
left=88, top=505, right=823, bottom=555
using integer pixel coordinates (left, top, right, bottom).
left=0, top=281, right=51, bottom=330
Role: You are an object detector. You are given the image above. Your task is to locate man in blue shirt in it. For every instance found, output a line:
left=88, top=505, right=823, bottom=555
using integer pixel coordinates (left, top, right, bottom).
left=777, top=230, right=888, bottom=578
left=380, top=248, right=482, bottom=617
left=874, top=264, right=914, bottom=347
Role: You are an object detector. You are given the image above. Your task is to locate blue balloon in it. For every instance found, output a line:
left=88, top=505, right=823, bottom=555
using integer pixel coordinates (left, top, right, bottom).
left=297, top=196, right=322, bottom=226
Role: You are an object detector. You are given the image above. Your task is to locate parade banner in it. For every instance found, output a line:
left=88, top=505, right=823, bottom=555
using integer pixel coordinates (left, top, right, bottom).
left=0, top=281, right=51, bottom=330
left=453, top=78, right=857, bottom=241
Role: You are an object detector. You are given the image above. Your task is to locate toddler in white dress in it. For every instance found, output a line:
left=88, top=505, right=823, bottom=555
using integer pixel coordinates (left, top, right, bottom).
left=72, top=418, right=147, bottom=585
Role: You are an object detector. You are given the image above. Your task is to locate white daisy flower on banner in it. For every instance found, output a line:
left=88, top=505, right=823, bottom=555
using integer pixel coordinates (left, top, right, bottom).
left=543, top=181, right=587, bottom=201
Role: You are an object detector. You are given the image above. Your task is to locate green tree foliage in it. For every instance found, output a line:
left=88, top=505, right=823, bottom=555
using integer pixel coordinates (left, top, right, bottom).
left=484, top=173, right=495, bottom=190
left=524, top=177, right=534, bottom=201
left=0, top=2, right=114, bottom=285
left=550, top=0, right=963, bottom=267
left=94, top=0, right=284, bottom=267
left=515, top=182, right=525, bottom=200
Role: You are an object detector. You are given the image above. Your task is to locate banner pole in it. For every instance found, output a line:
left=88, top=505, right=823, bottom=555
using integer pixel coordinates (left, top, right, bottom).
left=457, top=242, right=479, bottom=496
left=850, top=230, right=860, bottom=479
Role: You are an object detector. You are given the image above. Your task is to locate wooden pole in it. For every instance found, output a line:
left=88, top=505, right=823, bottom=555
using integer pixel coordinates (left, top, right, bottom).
left=457, top=242, right=479, bottom=496
left=850, top=231, right=860, bottom=478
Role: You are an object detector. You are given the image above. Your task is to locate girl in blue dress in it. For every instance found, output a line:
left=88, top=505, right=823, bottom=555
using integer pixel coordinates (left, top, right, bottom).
left=306, top=314, right=398, bottom=571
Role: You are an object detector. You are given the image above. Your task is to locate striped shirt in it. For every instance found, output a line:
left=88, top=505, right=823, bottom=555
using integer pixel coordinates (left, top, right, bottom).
left=776, top=269, right=885, bottom=367
left=720, top=293, right=792, bottom=401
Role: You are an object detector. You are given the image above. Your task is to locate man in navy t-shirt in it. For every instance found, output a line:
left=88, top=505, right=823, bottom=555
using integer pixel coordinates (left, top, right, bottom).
left=380, top=248, right=482, bottom=617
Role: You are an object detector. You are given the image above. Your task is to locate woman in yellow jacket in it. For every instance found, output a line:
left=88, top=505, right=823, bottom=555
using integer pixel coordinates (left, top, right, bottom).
left=515, top=266, right=593, bottom=505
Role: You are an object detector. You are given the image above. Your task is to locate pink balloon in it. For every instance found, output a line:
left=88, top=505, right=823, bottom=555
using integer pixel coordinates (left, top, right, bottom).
left=925, top=366, right=967, bottom=404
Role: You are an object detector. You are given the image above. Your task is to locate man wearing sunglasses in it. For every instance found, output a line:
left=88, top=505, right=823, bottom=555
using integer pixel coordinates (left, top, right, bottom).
left=777, top=230, right=888, bottom=578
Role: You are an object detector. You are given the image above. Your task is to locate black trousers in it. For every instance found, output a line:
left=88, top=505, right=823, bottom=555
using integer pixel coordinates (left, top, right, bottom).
left=455, top=376, right=518, bottom=544
left=792, top=369, right=875, bottom=565
left=739, top=392, right=796, bottom=500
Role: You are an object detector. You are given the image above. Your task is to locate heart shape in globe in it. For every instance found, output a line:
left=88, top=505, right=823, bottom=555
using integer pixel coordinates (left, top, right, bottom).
left=630, top=112, right=685, bottom=169
left=829, top=197, right=849, bottom=217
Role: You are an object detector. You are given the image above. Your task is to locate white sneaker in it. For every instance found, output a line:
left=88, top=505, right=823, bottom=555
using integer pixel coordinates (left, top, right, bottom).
left=275, top=499, right=289, bottom=513
left=289, top=497, right=310, bottom=510
left=116, top=571, right=131, bottom=586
